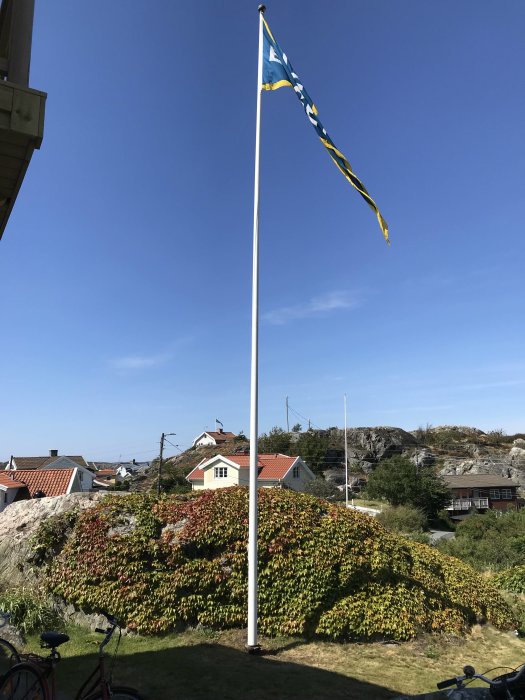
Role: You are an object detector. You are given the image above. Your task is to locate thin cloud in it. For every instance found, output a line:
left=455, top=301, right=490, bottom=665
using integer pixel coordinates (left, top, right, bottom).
left=263, top=291, right=360, bottom=325
left=110, top=352, right=172, bottom=371
left=109, top=336, right=195, bottom=372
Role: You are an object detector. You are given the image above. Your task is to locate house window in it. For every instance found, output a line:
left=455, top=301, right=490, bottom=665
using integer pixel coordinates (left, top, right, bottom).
left=292, top=465, right=300, bottom=478
left=501, top=489, right=512, bottom=500
left=214, top=467, right=228, bottom=479
left=489, top=489, right=501, bottom=500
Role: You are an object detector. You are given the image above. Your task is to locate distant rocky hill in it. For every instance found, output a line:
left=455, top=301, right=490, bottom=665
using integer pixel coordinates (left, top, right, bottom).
left=135, top=426, right=525, bottom=495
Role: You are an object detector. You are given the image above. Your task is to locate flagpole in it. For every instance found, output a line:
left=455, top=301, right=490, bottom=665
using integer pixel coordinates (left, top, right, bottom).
left=344, top=393, right=348, bottom=508
left=247, top=3, right=265, bottom=653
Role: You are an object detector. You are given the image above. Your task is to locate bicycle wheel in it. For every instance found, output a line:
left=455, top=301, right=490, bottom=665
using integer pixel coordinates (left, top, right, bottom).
left=0, top=640, right=20, bottom=678
left=0, top=662, right=48, bottom=700
left=84, top=686, right=143, bottom=699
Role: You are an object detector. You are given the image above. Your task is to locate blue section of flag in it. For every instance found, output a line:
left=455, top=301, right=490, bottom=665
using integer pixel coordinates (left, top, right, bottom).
left=261, top=17, right=389, bottom=243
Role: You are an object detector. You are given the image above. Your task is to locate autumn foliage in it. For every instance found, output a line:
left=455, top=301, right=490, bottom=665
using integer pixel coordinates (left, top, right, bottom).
left=42, top=488, right=516, bottom=640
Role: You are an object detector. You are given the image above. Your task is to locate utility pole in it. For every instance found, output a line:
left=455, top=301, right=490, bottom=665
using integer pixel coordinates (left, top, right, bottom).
left=286, top=396, right=289, bottom=432
left=157, top=432, right=176, bottom=496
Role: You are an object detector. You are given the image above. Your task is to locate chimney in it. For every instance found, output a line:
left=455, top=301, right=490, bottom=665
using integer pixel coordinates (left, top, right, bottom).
left=49, top=449, right=58, bottom=457
left=219, top=428, right=224, bottom=434
left=132, top=458, right=136, bottom=465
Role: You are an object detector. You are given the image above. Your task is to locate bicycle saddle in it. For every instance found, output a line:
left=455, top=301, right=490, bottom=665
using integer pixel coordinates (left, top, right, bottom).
left=40, top=631, right=70, bottom=648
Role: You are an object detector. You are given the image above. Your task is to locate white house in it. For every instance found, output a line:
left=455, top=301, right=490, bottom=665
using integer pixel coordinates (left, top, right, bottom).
left=5, top=450, right=94, bottom=492
left=186, top=453, right=315, bottom=492
left=192, top=430, right=237, bottom=448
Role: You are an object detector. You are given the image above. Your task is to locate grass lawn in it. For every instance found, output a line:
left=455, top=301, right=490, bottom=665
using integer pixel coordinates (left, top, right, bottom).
left=348, top=497, right=386, bottom=510
left=22, top=624, right=524, bottom=699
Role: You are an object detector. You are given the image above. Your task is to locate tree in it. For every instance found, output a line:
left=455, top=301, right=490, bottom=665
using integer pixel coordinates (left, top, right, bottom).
left=295, top=430, right=330, bottom=476
left=291, top=423, right=302, bottom=433
left=258, top=426, right=291, bottom=454
left=304, top=478, right=342, bottom=501
left=365, top=455, right=450, bottom=518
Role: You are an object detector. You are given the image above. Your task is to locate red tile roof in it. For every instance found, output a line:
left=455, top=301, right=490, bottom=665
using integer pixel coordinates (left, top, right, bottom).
left=0, top=473, right=26, bottom=489
left=188, top=454, right=298, bottom=481
left=6, top=469, right=75, bottom=497
left=10, top=456, right=88, bottom=470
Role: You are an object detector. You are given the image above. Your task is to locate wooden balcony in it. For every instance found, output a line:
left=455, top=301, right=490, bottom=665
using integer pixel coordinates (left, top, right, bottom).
left=0, top=79, right=45, bottom=239
left=0, top=0, right=46, bottom=240
left=446, top=498, right=489, bottom=511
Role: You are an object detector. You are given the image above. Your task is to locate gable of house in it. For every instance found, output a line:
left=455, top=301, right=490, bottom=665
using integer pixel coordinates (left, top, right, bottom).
left=7, top=455, right=90, bottom=470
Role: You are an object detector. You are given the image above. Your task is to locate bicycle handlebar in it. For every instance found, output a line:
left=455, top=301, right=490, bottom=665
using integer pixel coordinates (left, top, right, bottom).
left=436, top=663, right=525, bottom=695
left=436, top=677, right=460, bottom=690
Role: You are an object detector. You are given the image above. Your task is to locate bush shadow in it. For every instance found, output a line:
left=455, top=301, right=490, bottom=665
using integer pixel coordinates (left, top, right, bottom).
left=54, top=641, right=400, bottom=699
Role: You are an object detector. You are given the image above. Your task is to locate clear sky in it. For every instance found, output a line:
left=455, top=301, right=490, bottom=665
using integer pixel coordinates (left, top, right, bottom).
left=1, top=1, right=524, bottom=462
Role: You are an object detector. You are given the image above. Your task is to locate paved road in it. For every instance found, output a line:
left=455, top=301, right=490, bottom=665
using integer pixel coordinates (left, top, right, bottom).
left=429, top=530, right=455, bottom=543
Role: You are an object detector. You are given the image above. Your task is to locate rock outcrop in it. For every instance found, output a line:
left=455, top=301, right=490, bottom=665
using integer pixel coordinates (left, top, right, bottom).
left=0, top=492, right=106, bottom=589
left=344, top=427, right=417, bottom=473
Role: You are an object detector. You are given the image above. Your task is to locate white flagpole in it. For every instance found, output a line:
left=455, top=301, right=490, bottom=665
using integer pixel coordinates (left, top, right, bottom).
left=344, top=393, right=348, bottom=508
left=247, top=4, right=265, bottom=653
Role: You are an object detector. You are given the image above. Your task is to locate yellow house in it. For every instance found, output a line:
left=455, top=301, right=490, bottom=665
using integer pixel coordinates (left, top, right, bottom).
left=186, top=453, right=315, bottom=492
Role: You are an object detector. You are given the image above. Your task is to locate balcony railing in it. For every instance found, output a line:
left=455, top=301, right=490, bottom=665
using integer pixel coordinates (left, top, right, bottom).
left=446, top=498, right=490, bottom=511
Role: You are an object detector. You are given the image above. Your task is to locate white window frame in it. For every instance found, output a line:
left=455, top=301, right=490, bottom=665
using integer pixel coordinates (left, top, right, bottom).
left=501, top=488, right=512, bottom=500
left=214, top=466, right=228, bottom=479
left=489, top=489, right=501, bottom=500
left=292, top=465, right=300, bottom=479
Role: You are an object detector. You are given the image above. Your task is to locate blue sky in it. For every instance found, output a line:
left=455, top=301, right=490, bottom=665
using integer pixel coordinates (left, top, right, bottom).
left=1, top=1, right=524, bottom=462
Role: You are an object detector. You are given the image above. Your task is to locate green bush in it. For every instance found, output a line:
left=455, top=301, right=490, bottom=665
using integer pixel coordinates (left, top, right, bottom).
left=304, top=478, right=343, bottom=501
left=36, top=489, right=516, bottom=641
left=493, top=566, right=525, bottom=595
left=437, top=510, right=525, bottom=571
left=0, top=588, right=62, bottom=634
left=376, top=505, right=428, bottom=534
left=406, top=532, right=432, bottom=545
left=429, top=509, right=456, bottom=532
left=28, top=509, right=79, bottom=565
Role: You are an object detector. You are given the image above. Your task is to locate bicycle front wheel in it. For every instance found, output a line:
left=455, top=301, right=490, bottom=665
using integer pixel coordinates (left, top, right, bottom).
left=84, top=687, right=143, bottom=700
left=0, top=662, right=48, bottom=700
left=0, top=640, right=20, bottom=677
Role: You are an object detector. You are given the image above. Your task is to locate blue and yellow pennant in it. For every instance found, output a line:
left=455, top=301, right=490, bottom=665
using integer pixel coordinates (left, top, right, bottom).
left=262, top=17, right=389, bottom=243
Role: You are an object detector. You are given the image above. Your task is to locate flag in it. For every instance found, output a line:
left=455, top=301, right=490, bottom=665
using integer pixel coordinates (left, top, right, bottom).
left=216, top=418, right=223, bottom=427
left=261, top=17, right=389, bottom=243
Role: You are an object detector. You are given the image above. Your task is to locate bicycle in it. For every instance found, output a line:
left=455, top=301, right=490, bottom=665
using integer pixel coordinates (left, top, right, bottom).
left=395, top=661, right=525, bottom=699
left=0, top=614, right=21, bottom=679
left=0, top=611, right=142, bottom=700
left=434, top=663, right=525, bottom=699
